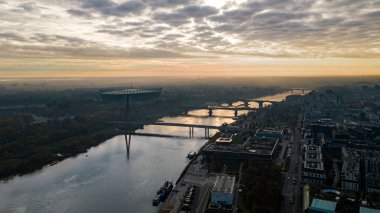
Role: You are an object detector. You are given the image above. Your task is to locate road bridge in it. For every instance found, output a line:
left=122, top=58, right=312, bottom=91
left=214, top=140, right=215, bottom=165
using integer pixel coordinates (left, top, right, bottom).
left=119, top=131, right=212, bottom=139
left=207, top=106, right=255, bottom=116
left=243, top=99, right=279, bottom=109
left=110, top=121, right=242, bottom=138
left=290, top=88, right=308, bottom=94
left=184, top=105, right=256, bottom=117
left=185, top=114, right=235, bottom=119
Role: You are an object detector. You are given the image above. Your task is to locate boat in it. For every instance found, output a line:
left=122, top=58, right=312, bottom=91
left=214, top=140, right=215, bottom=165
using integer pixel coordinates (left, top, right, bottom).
left=187, top=151, right=197, bottom=160
left=152, top=181, right=173, bottom=206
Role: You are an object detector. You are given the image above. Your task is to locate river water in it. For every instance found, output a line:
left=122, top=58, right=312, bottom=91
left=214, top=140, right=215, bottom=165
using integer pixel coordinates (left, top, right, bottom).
left=0, top=90, right=303, bottom=213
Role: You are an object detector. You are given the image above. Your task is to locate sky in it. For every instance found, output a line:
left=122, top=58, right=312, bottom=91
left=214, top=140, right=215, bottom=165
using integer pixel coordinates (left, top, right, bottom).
left=0, top=0, right=380, bottom=78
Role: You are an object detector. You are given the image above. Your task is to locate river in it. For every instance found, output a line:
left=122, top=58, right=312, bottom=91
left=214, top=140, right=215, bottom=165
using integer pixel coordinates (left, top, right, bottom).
left=0, top=90, right=305, bottom=213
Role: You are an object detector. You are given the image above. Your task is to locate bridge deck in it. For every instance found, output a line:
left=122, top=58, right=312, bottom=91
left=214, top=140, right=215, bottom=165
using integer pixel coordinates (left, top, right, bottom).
left=109, top=121, right=242, bottom=131
left=118, top=131, right=207, bottom=139
left=100, top=88, right=162, bottom=95
left=126, top=122, right=220, bottom=129
left=246, top=99, right=279, bottom=103
left=208, top=106, right=254, bottom=110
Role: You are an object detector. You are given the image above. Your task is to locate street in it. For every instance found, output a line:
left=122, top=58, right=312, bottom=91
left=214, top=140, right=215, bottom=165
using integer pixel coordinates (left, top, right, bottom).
left=282, top=113, right=304, bottom=213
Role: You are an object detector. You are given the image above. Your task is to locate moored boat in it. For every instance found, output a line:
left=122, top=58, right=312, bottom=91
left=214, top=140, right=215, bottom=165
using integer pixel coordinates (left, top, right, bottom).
left=152, top=181, right=173, bottom=206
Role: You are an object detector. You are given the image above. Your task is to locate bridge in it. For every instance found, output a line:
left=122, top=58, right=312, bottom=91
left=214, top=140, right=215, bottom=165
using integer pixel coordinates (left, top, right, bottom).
left=184, top=105, right=256, bottom=116
left=109, top=121, right=242, bottom=138
left=185, top=114, right=235, bottom=119
left=117, top=131, right=204, bottom=139
left=245, top=99, right=279, bottom=109
left=207, top=106, right=255, bottom=116
left=290, top=88, right=308, bottom=94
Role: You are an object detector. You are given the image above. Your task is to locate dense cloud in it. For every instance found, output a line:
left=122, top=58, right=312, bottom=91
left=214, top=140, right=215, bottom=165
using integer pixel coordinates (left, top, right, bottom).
left=0, top=0, right=379, bottom=59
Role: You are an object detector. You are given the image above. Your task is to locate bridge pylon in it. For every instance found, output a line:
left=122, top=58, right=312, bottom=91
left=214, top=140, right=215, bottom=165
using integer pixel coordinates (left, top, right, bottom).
left=124, top=133, right=132, bottom=159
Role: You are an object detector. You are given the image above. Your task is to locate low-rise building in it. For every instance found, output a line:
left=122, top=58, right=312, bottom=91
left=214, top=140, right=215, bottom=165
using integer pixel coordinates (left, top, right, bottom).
left=359, top=206, right=380, bottom=213
left=255, top=128, right=283, bottom=140
left=203, top=137, right=279, bottom=162
left=308, top=198, right=337, bottom=213
left=210, top=175, right=235, bottom=207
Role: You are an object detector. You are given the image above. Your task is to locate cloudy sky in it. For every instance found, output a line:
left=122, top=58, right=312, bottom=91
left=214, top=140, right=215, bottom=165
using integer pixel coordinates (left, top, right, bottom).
left=0, top=0, right=380, bottom=77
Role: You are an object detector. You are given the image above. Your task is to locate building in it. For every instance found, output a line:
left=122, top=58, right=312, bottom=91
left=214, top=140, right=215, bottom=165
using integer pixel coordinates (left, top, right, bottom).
left=341, top=147, right=361, bottom=191
left=326, top=138, right=380, bottom=152
left=360, top=207, right=380, bottom=213
left=308, top=198, right=337, bottom=213
left=302, top=145, right=326, bottom=185
left=304, top=131, right=325, bottom=146
left=365, top=157, right=380, bottom=193
left=304, top=131, right=315, bottom=145
left=203, top=137, right=279, bottom=162
left=255, top=128, right=283, bottom=140
left=210, top=175, right=235, bottom=207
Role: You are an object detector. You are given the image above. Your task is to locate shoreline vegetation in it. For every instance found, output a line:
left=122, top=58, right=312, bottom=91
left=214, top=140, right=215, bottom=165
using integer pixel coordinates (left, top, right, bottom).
left=0, top=84, right=282, bottom=180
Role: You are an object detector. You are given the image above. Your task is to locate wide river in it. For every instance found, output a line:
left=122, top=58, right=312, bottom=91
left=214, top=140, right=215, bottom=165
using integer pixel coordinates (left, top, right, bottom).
left=0, top=90, right=303, bottom=213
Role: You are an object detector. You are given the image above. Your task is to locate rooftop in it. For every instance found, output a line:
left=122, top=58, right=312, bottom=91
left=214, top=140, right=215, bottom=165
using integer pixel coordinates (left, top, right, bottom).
left=304, top=145, right=324, bottom=170
left=204, top=137, right=278, bottom=156
left=309, top=198, right=337, bottom=212
left=212, top=175, right=235, bottom=194
left=255, top=128, right=283, bottom=139
left=360, top=207, right=380, bottom=213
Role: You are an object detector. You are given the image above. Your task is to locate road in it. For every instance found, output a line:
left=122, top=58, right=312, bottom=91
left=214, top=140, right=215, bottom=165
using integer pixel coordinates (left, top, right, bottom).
left=282, top=113, right=304, bottom=213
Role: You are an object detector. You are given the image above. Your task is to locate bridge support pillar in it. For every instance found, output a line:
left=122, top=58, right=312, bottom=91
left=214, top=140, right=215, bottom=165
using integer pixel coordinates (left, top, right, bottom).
left=208, top=109, right=213, bottom=116
left=189, top=127, right=194, bottom=138
left=125, top=133, right=132, bottom=159
left=204, top=128, right=210, bottom=139
left=302, top=89, right=305, bottom=94
left=244, top=101, right=249, bottom=107
left=234, top=109, right=238, bottom=117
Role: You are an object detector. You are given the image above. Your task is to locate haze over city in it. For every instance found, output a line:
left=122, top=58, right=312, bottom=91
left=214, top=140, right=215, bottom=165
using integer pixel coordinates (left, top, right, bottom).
left=1, top=0, right=380, bottom=78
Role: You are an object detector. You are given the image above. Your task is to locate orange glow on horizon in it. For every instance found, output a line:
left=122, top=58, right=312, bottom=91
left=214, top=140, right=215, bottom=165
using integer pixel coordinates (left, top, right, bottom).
left=1, top=57, right=379, bottom=78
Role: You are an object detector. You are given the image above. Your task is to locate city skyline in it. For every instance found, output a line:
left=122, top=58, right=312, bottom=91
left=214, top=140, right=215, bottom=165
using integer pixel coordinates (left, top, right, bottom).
left=1, top=0, right=380, bottom=77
